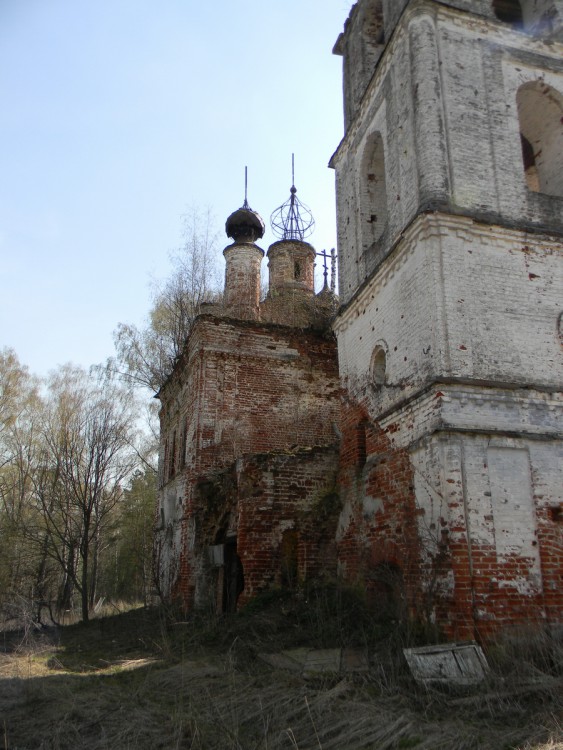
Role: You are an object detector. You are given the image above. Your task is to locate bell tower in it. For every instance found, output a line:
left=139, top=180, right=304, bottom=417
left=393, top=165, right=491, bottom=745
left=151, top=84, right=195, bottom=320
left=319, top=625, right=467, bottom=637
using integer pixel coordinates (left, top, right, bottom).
left=331, top=0, right=563, bottom=638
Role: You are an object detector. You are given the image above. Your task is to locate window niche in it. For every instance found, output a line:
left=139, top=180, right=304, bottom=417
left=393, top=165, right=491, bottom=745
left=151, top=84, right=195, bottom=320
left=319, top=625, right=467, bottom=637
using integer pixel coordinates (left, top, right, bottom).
left=520, top=133, right=539, bottom=192
left=360, top=131, right=388, bottom=251
left=161, top=438, right=170, bottom=487
left=180, top=421, right=187, bottom=469
left=170, top=430, right=177, bottom=479
left=493, top=0, right=524, bottom=27
left=517, top=81, right=563, bottom=198
left=371, top=345, right=387, bottom=386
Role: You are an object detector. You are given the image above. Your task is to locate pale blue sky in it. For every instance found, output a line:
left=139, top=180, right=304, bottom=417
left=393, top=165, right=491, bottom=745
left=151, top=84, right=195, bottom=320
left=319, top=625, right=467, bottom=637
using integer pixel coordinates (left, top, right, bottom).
left=1, top=0, right=351, bottom=378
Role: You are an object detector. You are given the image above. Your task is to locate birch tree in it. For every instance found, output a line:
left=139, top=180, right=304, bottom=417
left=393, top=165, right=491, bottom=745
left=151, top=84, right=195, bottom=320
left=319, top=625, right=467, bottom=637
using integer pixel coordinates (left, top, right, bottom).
left=113, top=207, right=221, bottom=392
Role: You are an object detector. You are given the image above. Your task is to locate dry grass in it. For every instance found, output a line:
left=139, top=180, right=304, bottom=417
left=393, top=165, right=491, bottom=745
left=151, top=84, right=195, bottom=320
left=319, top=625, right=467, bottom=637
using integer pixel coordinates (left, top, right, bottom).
left=1, top=599, right=562, bottom=750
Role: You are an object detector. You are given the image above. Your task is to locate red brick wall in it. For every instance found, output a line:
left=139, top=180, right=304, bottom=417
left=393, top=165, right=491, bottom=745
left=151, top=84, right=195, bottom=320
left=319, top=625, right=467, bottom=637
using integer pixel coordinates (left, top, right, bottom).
left=537, top=503, right=563, bottom=625
left=158, top=315, right=340, bottom=610
left=336, top=392, right=563, bottom=640
left=158, top=316, right=339, bottom=480
left=234, top=449, right=340, bottom=603
left=337, top=398, right=426, bottom=622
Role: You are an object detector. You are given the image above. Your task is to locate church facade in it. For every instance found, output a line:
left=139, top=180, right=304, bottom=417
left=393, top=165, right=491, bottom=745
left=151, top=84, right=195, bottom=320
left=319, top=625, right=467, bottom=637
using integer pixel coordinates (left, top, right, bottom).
left=155, top=201, right=341, bottom=612
left=157, top=0, right=563, bottom=639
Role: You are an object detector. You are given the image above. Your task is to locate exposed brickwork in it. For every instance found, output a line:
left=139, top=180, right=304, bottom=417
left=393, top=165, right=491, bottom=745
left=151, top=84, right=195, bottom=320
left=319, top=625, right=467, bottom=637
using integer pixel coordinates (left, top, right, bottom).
left=336, top=398, right=423, bottom=616
left=234, top=449, right=339, bottom=604
left=156, top=278, right=340, bottom=611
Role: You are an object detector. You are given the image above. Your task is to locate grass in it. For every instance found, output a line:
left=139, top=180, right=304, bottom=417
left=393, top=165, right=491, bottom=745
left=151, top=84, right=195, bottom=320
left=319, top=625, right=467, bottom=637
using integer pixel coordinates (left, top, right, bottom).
left=0, top=589, right=562, bottom=749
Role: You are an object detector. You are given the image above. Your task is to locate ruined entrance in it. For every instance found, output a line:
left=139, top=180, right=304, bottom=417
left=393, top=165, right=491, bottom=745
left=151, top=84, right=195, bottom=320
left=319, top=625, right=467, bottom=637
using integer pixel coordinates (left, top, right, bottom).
left=218, top=536, right=244, bottom=613
left=367, top=561, right=406, bottom=622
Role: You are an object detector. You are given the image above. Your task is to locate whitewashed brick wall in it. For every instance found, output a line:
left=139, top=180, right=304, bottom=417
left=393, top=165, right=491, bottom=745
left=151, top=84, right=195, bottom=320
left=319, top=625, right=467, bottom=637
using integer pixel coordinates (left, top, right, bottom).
left=332, top=2, right=563, bottom=306
left=335, top=213, right=563, bottom=409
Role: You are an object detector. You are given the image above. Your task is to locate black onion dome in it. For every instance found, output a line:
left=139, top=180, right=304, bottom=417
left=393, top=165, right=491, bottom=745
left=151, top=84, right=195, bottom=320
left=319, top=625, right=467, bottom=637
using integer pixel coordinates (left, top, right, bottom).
left=225, top=207, right=265, bottom=243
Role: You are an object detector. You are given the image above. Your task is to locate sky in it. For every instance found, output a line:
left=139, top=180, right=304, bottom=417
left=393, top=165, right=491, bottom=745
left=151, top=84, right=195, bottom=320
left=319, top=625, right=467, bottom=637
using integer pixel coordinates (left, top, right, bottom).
left=0, top=0, right=352, bottom=379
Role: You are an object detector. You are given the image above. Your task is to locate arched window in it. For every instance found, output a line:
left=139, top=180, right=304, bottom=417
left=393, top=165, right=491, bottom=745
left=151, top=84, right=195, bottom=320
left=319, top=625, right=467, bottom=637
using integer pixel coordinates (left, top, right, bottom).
left=520, top=134, right=539, bottom=192
left=492, top=0, right=523, bottom=27
left=517, top=82, right=563, bottom=198
left=371, top=345, right=387, bottom=385
left=360, top=131, right=388, bottom=250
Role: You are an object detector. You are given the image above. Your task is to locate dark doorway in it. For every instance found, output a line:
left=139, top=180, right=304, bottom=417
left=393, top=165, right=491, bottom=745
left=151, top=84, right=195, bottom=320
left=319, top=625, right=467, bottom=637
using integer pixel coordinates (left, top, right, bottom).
left=367, top=562, right=406, bottom=621
left=222, top=537, right=244, bottom=613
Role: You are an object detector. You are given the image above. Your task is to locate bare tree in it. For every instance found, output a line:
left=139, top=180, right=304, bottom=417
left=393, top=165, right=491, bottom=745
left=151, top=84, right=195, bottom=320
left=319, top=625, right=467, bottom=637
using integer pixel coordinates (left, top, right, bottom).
left=33, top=366, right=139, bottom=622
left=113, top=207, right=222, bottom=392
left=1, top=352, right=157, bottom=622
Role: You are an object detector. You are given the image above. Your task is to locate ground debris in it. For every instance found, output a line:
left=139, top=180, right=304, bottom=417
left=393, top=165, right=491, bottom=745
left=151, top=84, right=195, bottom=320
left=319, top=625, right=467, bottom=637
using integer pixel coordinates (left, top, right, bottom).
left=0, top=609, right=562, bottom=750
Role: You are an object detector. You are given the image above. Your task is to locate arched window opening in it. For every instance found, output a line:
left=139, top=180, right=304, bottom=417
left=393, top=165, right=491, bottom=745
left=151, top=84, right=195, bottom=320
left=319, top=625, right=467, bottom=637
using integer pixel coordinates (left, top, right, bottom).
left=520, top=134, right=539, bottom=191
left=294, top=261, right=302, bottom=280
left=492, top=0, right=523, bottom=26
left=360, top=132, right=388, bottom=250
left=517, top=82, right=563, bottom=198
left=371, top=346, right=387, bottom=386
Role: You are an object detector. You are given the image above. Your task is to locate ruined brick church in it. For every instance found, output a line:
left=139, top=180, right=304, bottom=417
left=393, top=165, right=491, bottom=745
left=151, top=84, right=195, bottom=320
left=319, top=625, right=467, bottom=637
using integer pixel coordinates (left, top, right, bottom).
left=156, top=0, right=563, bottom=640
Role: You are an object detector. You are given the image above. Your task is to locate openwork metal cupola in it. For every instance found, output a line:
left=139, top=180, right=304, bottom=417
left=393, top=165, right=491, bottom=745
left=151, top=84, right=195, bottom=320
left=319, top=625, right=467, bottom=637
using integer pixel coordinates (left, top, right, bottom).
left=270, top=155, right=315, bottom=241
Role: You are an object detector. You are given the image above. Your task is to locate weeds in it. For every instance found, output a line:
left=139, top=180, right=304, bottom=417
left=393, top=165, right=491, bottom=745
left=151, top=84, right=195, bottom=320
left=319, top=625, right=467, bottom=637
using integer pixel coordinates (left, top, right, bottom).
left=0, top=597, right=562, bottom=749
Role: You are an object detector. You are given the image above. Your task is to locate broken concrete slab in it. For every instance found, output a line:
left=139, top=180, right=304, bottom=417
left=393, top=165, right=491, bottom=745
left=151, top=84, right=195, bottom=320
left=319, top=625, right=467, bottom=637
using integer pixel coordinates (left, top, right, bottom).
left=303, top=649, right=342, bottom=678
left=257, top=651, right=305, bottom=672
left=258, top=648, right=372, bottom=678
